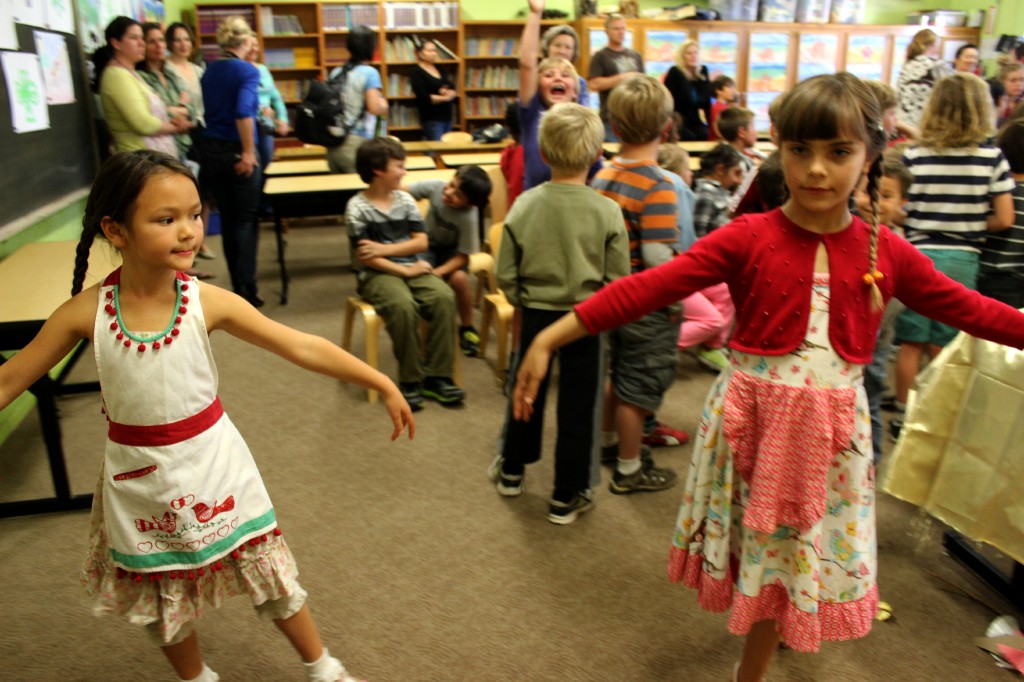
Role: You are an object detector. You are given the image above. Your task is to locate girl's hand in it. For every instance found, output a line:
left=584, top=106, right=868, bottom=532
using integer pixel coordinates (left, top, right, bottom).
left=382, top=385, right=416, bottom=441
left=528, top=0, right=545, bottom=15
left=512, top=341, right=551, bottom=422
left=275, top=119, right=290, bottom=137
left=235, top=150, right=258, bottom=176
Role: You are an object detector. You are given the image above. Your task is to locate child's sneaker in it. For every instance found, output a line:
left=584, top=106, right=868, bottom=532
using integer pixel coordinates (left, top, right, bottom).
left=642, top=421, right=690, bottom=448
left=609, top=458, right=678, bottom=494
left=460, top=326, right=481, bottom=357
left=399, top=382, right=424, bottom=412
left=548, top=490, right=594, bottom=525
left=421, top=376, right=465, bottom=405
left=696, top=346, right=730, bottom=372
left=888, top=417, right=903, bottom=443
left=488, top=455, right=524, bottom=496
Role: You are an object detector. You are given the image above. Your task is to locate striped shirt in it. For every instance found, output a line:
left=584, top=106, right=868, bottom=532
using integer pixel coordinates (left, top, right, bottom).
left=902, top=144, right=1014, bottom=252
left=980, top=181, right=1024, bottom=279
left=592, top=159, right=679, bottom=273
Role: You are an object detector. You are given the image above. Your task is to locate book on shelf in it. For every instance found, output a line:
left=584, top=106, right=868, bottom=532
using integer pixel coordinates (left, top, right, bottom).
left=465, top=65, right=516, bottom=89
left=464, top=37, right=518, bottom=57
left=387, top=73, right=413, bottom=97
left=432, top=37, right=456, bottom=59
left=196, top=7, right=255, bottom=34
left=466, top=95, right=514, bottom=117
left=383, top=2, right=459, bottom=30
left=385, top=34, right=456, bottom=62
left=322, top=3, right=381, bottom=31
left=387, top=103, right=421, bottom=127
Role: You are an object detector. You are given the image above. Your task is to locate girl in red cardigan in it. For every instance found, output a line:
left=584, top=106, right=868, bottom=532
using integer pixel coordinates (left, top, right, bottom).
left=509, top=73, right=1024, bottom=682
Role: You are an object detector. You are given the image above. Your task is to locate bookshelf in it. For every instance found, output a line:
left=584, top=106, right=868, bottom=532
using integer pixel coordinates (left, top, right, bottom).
left=192, top=1, right=462, bottom=142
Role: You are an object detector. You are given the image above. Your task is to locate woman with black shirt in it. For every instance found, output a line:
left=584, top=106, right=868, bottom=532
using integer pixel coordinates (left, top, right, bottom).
left=410, top=39, right=456, bottom=140
left=663, top=40, right=711, bottom=141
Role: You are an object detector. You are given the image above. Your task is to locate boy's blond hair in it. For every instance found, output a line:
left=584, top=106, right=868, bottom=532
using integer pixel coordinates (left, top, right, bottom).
left=919, top=72, right=994, bottom=149
left=607, top=74, right=672, bottom=145
left=716, top=106, right=755, bottom=143
left=657, top=143, right=689, bottom=177
left=864, top=80, right=898, bottom=112
left=539, top=103, right=604, bottom=174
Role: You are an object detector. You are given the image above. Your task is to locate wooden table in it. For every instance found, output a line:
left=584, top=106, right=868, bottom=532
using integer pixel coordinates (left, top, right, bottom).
left=0, top=240, right=121, bottom=517
left=438, top=152, right=501, bottom=168
left=263, top=168, right=455, bottom=303
left=602, top=140, right=777, bottom=155
left=265, top=155, right=436, bottom=176
left=403, top=139, right=511, bottom=154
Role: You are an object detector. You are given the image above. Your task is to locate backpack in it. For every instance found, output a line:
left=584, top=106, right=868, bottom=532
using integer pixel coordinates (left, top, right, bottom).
left=294, top=64, right=357, bottom=148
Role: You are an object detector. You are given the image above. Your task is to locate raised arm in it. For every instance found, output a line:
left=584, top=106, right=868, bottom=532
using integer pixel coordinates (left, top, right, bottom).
left=518, top=0, right=544, bottom=103
left=202, top=285, right=414, bottom=440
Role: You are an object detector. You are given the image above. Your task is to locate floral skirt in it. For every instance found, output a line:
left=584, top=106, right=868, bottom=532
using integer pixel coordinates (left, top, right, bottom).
left=81, top=468, right=302, bottom=645
left=667, top=276, right=878, bottom=652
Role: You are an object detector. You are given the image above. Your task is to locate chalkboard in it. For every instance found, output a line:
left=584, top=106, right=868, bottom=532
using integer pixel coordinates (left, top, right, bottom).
left=0, top=20, right=97, bottom=234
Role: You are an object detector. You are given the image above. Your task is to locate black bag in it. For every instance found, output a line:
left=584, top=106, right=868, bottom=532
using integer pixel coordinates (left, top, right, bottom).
left=294, top=64, right=355, bottom=148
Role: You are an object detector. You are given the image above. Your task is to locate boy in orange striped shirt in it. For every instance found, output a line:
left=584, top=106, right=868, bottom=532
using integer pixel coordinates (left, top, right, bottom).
left=591, top=75, right=682, bottom=494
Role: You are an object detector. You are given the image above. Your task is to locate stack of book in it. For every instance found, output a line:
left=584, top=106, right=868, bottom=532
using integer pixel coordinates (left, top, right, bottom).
left=464, top=65, right=517, bottom=89
left=464, top=37, right=518, bottom=57
left=383, top=2, right=459, bottom=29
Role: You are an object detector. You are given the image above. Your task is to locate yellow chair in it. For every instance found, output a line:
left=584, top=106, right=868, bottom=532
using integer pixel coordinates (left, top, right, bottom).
left=484, top=165, right=509, bottom=225
left=478, top=222, right=515, bottom=384
left=440, top=131, right=474, bottom=144
left=341, top=295, right=462, bottom=404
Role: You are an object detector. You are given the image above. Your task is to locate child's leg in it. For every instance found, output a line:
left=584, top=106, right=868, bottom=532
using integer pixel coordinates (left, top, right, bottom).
left=677, top=291, right=724, bottom=349
left=895, top=341, right=925, bottom=405
left=446, top=269, right=475, bottom=329
left=615, top=400, right=649, bottom=461
left=737, top=620, right=781, bottom=682
left=273, top=604, right=325, bottom=663
left=553, top=331, right=602, bottom=500
left=160, top=630, right=207, bottom=681
left=408, top=274, right=457, bottom=379
left=702, top=283, right=735, bottom=348
left=360, top=273, right=423, bottom=384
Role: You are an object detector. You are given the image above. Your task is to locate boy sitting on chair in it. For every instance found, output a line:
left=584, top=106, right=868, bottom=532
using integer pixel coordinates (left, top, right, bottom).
left=346, top=137, right=464, bottom=411
left=407, top=165, right=492, bottom=357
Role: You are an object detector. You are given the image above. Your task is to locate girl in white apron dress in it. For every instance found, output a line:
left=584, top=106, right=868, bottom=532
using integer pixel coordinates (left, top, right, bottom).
left=0, top=150, right=414, bottom=682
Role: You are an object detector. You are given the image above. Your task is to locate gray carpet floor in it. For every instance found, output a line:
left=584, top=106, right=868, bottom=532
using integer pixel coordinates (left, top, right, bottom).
left=0, top=221, right=1020, bottom=681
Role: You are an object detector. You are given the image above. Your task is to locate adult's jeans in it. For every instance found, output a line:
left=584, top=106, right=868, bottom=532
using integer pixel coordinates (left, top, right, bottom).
left=201, top=136, right=262, bottom=300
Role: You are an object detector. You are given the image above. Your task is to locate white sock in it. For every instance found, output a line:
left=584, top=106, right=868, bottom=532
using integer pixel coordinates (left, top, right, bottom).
left=601, top=431, right=618, bottom=447
left=617, top=457, right=642, bottom=476
left=180, top=664, right=219, bottom=682
left=304, top=648, right=347, bottom=682
left=895, top=401, right=906, bottom=414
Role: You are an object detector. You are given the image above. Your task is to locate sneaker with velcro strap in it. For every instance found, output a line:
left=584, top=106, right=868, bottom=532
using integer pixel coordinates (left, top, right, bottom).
left=487, top=455, right=523, bottom=496
left=609, top=458, right=678, bottom=494
left=548, top=489, right=595, bottom=525
left=421, top=376, right=465, bottom=405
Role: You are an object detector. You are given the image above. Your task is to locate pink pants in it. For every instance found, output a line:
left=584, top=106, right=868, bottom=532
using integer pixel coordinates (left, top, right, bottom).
left=678, top=283, right=734, bottom=350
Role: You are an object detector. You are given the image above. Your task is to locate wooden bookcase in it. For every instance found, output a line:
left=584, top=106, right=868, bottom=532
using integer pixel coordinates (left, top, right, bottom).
left=191, top=1, right=463, bottom=142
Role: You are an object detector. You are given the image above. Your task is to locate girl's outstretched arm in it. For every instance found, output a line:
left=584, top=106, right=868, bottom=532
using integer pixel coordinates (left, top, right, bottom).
left=518, top=0, right=544, bottom=104
left=201, top=285, right=414, bottom=441
left=0, top=290, right=96, bottom=412
left=512, top=311, right=588, bottom=422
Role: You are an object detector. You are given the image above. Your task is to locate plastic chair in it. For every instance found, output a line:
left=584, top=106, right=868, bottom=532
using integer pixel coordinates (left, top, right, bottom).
left=478, top=222, right=515, bottom=384
left=440, top=131, right=473, bottom=144
left=484, top=165, right=509, bottom=224
left=341, top=295, right=462, bottom=404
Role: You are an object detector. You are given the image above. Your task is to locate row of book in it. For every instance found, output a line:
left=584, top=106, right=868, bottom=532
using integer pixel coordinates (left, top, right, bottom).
left=464, top=37, right=518, bottom=58
left=322, top=3, right=381, bottom=30
left=195, top=8, right=256, bottom=35
left=464, top=66, right=516, bottom=90
left=264, top=47, right=318, bottom=68
left=384, top=35, right=456, bottom=62
left=386, top=74, right=414, bottom=98
left=387, top=104, right=421, bottom=127
left=465, top=96, right=514, bottom=117
left=258, top=8, right=308, bottom=35
left=383, top=2, right=459, bottom=30
left=275, top=80, right=307, bottom=101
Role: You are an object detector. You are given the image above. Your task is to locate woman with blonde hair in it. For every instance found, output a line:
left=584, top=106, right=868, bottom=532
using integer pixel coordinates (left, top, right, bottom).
left=895, top=28, right=949, bottom=128
left=200, top=16, right=265, bottom=306
left=993, top=58, right=1024, bottom=128
left=663, top=40, right=711, bottom=140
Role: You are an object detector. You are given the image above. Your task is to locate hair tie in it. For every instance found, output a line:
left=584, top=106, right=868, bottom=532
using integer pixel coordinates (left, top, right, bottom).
left=862, top=270, right=884, bottom=285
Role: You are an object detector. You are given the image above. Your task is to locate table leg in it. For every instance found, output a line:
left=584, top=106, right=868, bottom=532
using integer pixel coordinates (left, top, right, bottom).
left=275, top=213, right=289, bottom=305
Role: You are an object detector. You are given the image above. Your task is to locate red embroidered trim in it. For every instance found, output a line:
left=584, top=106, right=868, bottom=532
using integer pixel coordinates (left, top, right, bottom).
left=108, top=397, right=224, bottom=446
left=113, top=465, right=158, bottom=481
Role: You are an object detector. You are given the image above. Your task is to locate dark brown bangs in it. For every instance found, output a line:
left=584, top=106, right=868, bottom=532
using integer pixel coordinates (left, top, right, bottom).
left=775, top=73, right=874, bottom=146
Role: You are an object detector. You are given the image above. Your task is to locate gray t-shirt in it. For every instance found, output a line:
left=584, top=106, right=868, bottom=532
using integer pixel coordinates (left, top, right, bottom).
left=587, top=46, right=644, bottom=121
left=407, top=180, right=480, bottom=259
left=345, top=190, right=425, bottom=277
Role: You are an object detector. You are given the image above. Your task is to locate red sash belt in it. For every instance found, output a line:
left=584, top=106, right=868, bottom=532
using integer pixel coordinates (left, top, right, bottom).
left=108, top=397, right=224, bottom=446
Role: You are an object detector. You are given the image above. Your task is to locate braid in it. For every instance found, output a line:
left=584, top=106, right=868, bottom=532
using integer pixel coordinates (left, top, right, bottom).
left=71, top=218, right=100, bottom=296
left=863, top=154, right=885, bottom=312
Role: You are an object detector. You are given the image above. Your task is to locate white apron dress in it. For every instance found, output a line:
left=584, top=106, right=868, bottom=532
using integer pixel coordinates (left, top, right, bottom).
left=667, top=274, right=878, bottom=652
left=81, top=269, right=300, bottom=643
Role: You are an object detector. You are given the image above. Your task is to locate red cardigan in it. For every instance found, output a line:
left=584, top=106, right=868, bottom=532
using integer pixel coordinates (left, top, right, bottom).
left=576, top=209, right=1024, bottom=363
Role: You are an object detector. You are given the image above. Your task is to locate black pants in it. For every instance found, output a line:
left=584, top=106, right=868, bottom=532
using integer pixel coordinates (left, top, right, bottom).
left=200, top=136, right=262, bottom=299
left=502, top=308, right=603, bottom=496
